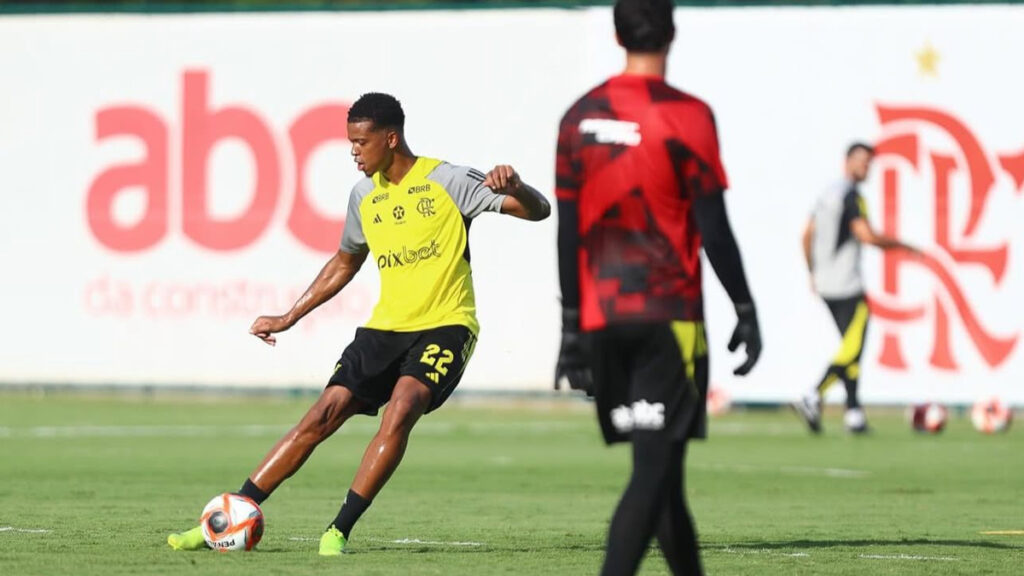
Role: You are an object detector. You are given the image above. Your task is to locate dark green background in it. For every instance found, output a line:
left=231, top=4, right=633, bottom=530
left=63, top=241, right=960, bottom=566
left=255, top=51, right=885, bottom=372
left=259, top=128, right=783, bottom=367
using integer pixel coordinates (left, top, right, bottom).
left=1, top=0, right=1020, bottom=16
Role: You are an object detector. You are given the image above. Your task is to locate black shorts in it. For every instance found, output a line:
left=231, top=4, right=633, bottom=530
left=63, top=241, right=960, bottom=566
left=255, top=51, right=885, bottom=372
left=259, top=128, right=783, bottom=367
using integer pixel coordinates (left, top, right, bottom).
left=327, top=325, right=477, bottom=416
left=821, top=293, right=870, bottom=376
left=590, top=322, right=709, bottom=445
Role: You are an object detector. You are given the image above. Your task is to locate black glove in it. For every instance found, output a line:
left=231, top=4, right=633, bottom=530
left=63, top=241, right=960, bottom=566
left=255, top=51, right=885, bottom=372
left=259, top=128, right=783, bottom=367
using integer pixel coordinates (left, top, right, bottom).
left=728, top=302, right=762, bottom=376
left=554, top=308, right=594, bottom=395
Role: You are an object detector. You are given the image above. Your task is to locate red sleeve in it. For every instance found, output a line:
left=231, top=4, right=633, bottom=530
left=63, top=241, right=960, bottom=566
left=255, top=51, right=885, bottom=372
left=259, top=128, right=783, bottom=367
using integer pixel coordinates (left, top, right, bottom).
left=555, top=111, right=581, bottom=201
left=705, top=111, right=729, bottom=191
left=676, top=105, right=728, bottom=197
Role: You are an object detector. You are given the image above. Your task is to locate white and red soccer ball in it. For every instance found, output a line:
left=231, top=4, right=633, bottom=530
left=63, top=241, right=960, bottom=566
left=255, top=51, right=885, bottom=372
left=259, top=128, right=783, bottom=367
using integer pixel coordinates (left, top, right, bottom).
left=200, top=493, right=264, bottom=551
left=971, top=397, right=1013, bottom=434
left=910, top=402, right=948, bottom=434
left=706, top=387, right=732, bottom=416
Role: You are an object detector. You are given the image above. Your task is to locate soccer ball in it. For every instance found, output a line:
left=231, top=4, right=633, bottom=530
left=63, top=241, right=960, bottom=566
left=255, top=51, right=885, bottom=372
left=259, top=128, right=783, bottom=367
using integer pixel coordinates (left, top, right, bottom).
left=970, top=397, right=1013, bottom=434
left=200, top=493, right=264, bottom=551
left=706, top=387, right=732, bottom=416
left=843, top=408, right=867, bottom=432
left=910, top=403, right=947, bottom=434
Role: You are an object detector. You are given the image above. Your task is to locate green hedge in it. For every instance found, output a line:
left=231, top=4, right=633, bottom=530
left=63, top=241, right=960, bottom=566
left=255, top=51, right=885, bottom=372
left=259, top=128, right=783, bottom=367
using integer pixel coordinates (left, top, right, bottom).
left=1, top=0, right=1020, bottom=15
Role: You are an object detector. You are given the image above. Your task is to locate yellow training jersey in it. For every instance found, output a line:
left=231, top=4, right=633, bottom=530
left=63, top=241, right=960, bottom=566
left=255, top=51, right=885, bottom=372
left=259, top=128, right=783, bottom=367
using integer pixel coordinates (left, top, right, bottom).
left=339, top=157, right=505, bottom=334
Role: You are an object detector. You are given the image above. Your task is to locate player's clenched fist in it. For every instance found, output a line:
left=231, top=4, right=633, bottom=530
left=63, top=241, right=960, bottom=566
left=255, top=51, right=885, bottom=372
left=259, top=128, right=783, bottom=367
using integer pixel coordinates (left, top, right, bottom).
left=249, top=315, right=293, bottom=346
left=482, top=164, right=522, bottom=193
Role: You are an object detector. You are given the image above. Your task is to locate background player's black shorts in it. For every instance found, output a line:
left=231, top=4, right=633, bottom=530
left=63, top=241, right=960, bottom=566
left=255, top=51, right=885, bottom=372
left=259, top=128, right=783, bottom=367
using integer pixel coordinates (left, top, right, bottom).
left=327, top=325, right=477, bottom=416
left=823, top=293, right=867, bottom=335
left=590, top=321, right=709, bottom=445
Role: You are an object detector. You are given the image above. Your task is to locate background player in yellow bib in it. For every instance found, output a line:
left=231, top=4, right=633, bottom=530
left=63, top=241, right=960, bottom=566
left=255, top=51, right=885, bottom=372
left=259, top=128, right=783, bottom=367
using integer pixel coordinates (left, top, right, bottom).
left=168, top=92, right=549, bottom=555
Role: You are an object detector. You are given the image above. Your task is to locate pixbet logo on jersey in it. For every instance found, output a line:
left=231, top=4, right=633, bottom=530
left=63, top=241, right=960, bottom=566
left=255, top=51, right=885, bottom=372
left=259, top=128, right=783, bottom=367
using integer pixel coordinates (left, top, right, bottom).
left=871, top=105, right=1024, bottom=371
left=376, top=240, right=442, bottom=269
left=87, top=70, right=351, bottom=254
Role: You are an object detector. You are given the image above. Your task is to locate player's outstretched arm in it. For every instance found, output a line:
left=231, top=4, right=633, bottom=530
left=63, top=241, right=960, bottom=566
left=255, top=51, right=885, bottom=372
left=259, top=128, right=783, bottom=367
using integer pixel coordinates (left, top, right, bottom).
left=250, top=250, right=367, bottom=346
left=484, top=165, right=551, bottom=221
left=692, top=192, right=762, bottom=376
left=850, top=218, right=921, bottom=256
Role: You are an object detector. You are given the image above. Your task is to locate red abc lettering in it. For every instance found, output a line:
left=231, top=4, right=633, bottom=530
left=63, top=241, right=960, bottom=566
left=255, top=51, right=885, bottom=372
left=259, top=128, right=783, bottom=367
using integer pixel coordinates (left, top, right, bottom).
left=182, top=70, right=280, bottom=250
left=288, top=104, right=350, bottom=253
left=86, top=107, right=168, bottom=252
left=89, top=71, right=352, bottom=253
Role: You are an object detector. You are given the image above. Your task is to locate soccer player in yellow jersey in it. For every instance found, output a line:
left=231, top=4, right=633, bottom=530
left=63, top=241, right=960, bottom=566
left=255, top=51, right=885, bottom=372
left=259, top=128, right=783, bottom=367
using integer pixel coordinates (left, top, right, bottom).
left=168, top=93, right=550, bottom=555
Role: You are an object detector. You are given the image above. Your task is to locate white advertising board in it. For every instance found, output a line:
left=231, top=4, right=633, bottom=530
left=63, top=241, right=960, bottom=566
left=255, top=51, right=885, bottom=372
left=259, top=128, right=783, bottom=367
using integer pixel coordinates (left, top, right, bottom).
left=1, top=6, right=1022, bottom=405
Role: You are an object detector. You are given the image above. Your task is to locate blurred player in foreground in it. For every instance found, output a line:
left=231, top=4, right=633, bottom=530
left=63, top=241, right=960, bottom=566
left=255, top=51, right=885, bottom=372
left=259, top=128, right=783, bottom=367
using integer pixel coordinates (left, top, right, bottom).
left=168, top=92, right=549, bottom=555
left=793, top=142, right=919, bottom=434
left=554, top=1, right=762, bottom=574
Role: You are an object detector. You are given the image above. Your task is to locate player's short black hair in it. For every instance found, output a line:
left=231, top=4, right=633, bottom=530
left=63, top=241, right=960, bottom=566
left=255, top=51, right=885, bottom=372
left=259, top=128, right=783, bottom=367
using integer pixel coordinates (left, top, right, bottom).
left=614, top=0, right=675, bottom=53
left=348, top=93, right=405, bottom=131
left=847, top=142, right=875, bottom=158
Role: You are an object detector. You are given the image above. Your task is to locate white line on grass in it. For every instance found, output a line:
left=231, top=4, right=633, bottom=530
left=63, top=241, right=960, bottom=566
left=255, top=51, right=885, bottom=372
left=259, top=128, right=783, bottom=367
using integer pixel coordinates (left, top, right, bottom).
left=381, top=538, right=484, bottom=547
left=0, top=526, right=52, bottom=534
left=0, top=421, right=583, bottom=439
left=716, top=548, right=809, bottom=557
left=780, top=466, right=870, bottom=479
left=288, top=536, right=484, bottom=547
left=696, top=462, right=869, bottom=479
left=0, top=425, right=290, bottom=438
left=859, top=554, right=957, bottom=561
left=708, top=422, right=798, bottom=436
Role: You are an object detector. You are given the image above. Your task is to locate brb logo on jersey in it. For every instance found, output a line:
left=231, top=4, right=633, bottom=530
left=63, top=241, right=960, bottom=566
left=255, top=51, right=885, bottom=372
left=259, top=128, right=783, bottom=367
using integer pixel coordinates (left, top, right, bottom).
left=872, top=105, right=1024, bottom=371
left=87, top=70, right=351, bottom=254
left=376, top=240, right=442, bottom=270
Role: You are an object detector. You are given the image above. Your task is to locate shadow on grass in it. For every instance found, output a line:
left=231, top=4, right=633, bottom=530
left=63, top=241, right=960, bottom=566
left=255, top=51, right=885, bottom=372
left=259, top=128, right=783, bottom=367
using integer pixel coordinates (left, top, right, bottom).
left=704, top=538, right=1020, bottom=551
left=255, top=536, right=1022, bottom=556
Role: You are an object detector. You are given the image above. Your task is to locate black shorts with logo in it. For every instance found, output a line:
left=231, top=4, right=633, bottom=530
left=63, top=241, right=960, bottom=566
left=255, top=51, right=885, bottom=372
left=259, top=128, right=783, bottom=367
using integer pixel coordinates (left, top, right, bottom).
left=328, top=324, right=477, bottom=416
left=590, top=322, right=709, bottom=445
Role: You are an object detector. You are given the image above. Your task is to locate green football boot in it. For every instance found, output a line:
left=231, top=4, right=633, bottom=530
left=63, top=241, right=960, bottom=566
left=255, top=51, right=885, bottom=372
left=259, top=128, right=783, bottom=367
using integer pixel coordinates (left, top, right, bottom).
left=167, top=525, right=207, bottom=551
left=318, top=525, right=347, bottom=556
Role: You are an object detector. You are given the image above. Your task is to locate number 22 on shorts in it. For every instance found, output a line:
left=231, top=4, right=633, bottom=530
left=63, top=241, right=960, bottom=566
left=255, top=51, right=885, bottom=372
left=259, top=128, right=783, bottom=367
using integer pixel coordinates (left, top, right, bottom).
left=420, top=344, right=454, bottom=375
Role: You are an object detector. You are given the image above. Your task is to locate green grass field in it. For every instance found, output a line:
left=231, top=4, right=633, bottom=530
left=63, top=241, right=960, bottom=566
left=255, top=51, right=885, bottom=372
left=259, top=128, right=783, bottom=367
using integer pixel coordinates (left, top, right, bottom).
left=1, top=393, right=1021, bottom=575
